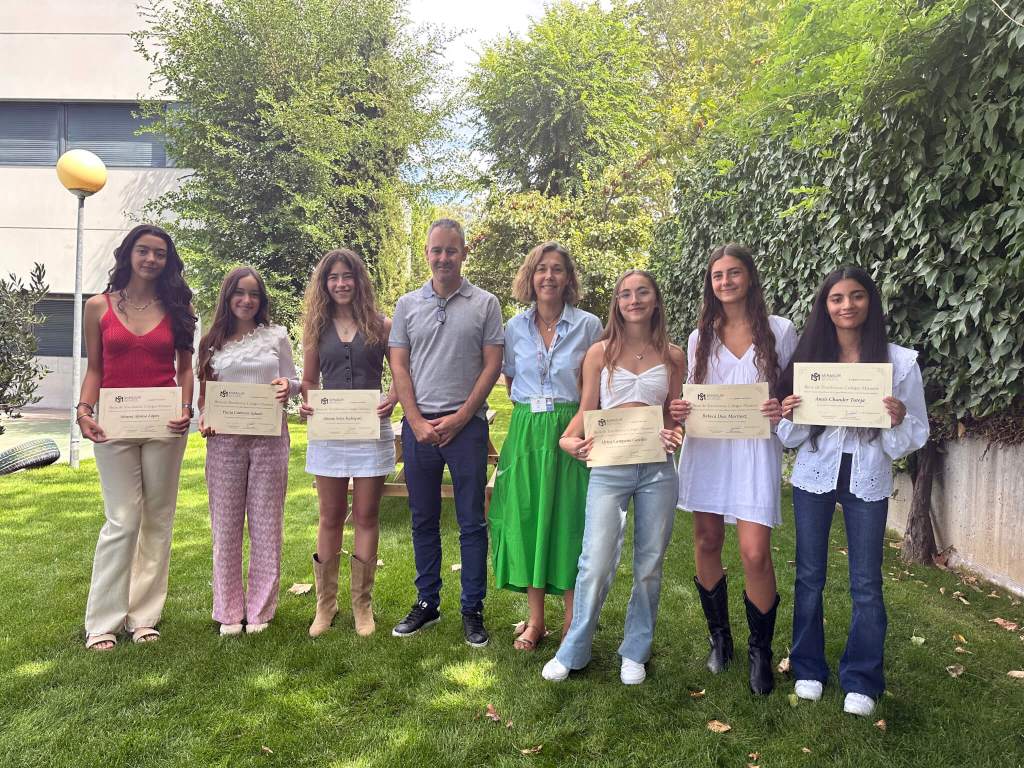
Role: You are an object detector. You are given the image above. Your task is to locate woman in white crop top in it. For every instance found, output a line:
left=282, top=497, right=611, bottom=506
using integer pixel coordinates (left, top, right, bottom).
left=668, top=244, right=795, bottom=696
left=777, top=266, right=928, bottom=717
left=195, top=267, right=299, bottom=637
left=542, top=270, right=685, bottom=685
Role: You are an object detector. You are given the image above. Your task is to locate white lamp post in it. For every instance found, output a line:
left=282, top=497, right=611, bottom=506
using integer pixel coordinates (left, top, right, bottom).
left=56, top=149, right=107, bottom=469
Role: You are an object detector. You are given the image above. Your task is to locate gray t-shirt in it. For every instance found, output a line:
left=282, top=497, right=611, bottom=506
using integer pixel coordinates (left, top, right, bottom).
left=389, top=278, right=504, bottom=419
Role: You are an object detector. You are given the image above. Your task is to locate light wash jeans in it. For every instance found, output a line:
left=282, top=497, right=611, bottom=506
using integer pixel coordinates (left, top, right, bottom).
left=556, top=458, right=678, bottom=669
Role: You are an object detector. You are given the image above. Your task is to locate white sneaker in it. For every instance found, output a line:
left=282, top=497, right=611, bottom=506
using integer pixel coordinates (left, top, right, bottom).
left=245, top=622, right=269, bottom=635
left=219, top=623, right=243, bottom=636
left=843, top=692, right=876, bottom=716
left=542, top=657, right=570, bottom=681
left=795, top=679, right=823, bottom=701
left=620, top=657, right=646, bottom=685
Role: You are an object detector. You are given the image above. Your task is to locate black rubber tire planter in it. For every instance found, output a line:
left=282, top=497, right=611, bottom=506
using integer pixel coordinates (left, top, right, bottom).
left=0, top=438, right=61, bottom=476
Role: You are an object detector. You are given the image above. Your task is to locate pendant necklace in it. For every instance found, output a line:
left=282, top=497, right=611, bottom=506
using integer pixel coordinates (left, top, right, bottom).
left=120, top=289, right=155, bottom=312
left=633, top=343, right=650, bottom=361
left=536, top=310, right=560, bottom=333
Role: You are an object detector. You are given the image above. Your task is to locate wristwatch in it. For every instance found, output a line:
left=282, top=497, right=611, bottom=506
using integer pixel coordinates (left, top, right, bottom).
left=182, top=402, right=195, bottom=418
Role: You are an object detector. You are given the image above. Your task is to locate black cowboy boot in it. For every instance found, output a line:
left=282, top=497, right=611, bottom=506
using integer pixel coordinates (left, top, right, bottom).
left=694, top=575, right=734, bottom=673
left=744, top=591, right=780, bottom=695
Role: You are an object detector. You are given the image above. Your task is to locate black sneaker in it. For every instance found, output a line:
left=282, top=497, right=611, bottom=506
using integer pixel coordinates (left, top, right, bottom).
left=392, top=601, right=440, bottom=637
left=462, top=611, right=489, bottom=648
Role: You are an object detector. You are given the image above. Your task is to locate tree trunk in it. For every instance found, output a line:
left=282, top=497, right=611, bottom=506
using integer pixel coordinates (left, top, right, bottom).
left=901, top=439, right=939, bottom=564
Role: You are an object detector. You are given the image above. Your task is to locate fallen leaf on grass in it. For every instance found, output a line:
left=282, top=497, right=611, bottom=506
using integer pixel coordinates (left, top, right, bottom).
left=707, top=720, right=732, bottom=733
left=748, top=752, right=761, bottom=761
left=261, top=746, right=274, bottom=755
left=933, top=547, right=952, bottom=569
left=954, top=646, right=973, bottom=655
left=287, top=583, right=312, bottom=595
left=787, top=560, right=796, bottom=566
left=485, top=704, right=501, bottom=722
left=836, top=547, right=848, bottom=555
left=946, top=664, right=965, bottom=678
left=376, top=559, right=384, bottom=566
left=990, top=617, right=1020, bottom=631
left=953, top=633, right=967, bottom=644
left=939, top=587, right=946, bottom=595
left=888, top=541, right=903, bottom=549
left=874, top=719, right=886, bottom=732
left=688, top=688, right=706, bottom=698
left=451, top=563, right=462, bottom=572
left=1007, top=670, right=1024, bottom=680
left=506, top=720, right=513, bottom=729
left=801, top=747, right=812, bottom=754
left=520, top=745, right=543, bottom=755
left=987, top=590, right=1000, bottom=598
left=778, top=656, right=791, bottom=674
left=747, top=764, right=758, bottom=768
left=512, top=620, right=527, bottom=636
left=910, top=634, right=926, bottom=646
left=951, top=591, right=970, bottom=605
left=788, top=693, right=799, bottom=708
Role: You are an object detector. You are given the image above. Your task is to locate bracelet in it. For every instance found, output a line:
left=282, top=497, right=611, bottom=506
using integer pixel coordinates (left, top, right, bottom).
left=75, top=401, right=95, bottom=415
left=75, top=413, right=92, bottom=425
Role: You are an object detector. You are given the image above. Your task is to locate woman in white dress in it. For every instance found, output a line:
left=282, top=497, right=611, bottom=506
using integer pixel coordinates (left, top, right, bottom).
left=301, top=249, right=397, bottom=637
left=669, top=244, right=796, bottom=694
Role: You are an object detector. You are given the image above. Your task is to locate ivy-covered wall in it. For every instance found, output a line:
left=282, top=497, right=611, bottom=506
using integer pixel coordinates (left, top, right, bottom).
left=652, top=2, right=1024, bottom=436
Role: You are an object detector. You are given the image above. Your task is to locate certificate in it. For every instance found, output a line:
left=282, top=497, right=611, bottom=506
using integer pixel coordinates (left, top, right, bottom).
left=584, top=405, right=666, bottom=468
left=683, top=382, right=770, bottom=439
left=206, top=382, right=282, bottom=436
left=307, top=389, right=381, bottom=441
left=793, top=362, right=892, bottom=429
left=98, top=387, right=183, bottom=439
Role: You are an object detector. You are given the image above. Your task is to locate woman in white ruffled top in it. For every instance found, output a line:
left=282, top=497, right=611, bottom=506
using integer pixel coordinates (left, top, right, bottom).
left=777, top=266, right=929, bottom=717
left=196, top=267, right=299, bottom=636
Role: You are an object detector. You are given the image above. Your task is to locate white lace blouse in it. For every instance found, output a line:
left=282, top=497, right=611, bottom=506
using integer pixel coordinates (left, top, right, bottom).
left=206, top=324, right=300, bottom=395
left=776, top=343, right=929, bottom=502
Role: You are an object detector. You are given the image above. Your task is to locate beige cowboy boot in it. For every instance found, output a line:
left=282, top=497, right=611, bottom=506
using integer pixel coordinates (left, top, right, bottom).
left=350, top=555, right=377, bottom=636
left=309, top=552, right=340, bottom=637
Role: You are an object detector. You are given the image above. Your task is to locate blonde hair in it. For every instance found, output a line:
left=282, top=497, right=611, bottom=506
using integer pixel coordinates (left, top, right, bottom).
left=601, top=269, right=672, bottom=381
left=302, top=249, right=386, bottom=351
left=511, top=241, right=581, bottom=305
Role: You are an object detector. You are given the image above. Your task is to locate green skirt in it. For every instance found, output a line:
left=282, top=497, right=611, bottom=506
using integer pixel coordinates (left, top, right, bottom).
left=490, top=402, right=588, bottom=596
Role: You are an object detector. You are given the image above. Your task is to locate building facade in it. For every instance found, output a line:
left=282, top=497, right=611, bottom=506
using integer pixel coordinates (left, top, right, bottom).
left=0, top=1, right=187, bottom=409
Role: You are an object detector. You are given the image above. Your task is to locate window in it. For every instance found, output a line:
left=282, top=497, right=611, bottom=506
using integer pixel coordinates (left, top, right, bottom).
left=33, top=296, right=89, bottom=357
left=0, top=101, right=171, bottom=167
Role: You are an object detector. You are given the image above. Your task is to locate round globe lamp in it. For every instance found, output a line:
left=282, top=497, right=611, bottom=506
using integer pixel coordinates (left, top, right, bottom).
left=56, top=149, right=107, bottom=468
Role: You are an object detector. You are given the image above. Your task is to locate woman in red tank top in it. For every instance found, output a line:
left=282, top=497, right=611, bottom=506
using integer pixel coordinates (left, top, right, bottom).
left=75, top=224, right=197, bottom=651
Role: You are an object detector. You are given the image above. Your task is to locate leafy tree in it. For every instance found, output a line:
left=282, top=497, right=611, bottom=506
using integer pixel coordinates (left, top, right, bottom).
left=134, top=0, right=450, bottom=321
left=0, top=264, right=48, bottom=436
left=468, top=1, right=657, bottom=196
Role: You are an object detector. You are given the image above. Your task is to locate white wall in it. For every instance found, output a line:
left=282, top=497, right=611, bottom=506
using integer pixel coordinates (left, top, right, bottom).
left=0, top=1, right=159, bottom=101
left=888, top=438, right=1024, bottom=596
left=0, top=167, right=188, bottom=293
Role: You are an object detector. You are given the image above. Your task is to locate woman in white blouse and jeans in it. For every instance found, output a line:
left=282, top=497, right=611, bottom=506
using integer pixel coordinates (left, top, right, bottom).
left=196, top=267, right=299, bottom=636
left=777, top=266, right=929, bottom=716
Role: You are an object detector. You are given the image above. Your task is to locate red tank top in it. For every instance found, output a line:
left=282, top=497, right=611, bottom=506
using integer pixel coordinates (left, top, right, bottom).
left=100, top=293, right=178, bottom=388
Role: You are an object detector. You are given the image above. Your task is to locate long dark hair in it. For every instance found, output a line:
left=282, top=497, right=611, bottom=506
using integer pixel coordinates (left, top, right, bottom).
left=692, top=244, right=780, bottom=393
left=779, top=265, right=890, bottom=448
left=105, top=224, right=196, bottom=351
left=195, top=266, right=271, bottom=382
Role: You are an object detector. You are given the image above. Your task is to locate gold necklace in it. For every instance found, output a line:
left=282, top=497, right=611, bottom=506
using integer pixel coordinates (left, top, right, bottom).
left=120, top=289, right=156, bottom=312
left=536, top=308, right=561, bottom=332
left=632, top=342, right=650, bottom=361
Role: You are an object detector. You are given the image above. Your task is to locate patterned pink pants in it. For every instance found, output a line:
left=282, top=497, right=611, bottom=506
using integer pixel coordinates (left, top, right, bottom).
left=205, top=428, right=290, bottom=625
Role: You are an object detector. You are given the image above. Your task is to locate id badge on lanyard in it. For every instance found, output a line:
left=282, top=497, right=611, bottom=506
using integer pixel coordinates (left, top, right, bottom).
left=530, top=395, right=554, bottom=413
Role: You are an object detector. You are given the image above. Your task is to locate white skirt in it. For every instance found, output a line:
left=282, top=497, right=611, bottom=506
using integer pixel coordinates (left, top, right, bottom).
left=305, top=417, right=396, bottom=478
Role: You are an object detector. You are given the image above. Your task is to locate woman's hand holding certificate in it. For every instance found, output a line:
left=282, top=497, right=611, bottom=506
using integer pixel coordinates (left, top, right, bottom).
left=306, top=389, right=381, bottom=440
left=791, top=362, right=893, bottom=428
left=98, top=387, right=183, bottom=439
left=583, top=406, right=667, bottom=467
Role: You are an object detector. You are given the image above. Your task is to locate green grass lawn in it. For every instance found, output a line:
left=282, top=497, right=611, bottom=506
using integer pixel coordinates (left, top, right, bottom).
left=1, top=388, right=1023, bottom=767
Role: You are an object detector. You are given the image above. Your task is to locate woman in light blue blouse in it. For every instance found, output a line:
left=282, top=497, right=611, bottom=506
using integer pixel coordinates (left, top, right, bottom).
left=489, top=242, right=603, bottom=651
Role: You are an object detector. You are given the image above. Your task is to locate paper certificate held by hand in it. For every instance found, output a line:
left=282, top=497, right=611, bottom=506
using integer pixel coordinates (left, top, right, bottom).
left=584, top=405, right=666, bottom=467
left=793, top=362, right=893, bottom=429
left=683, top=382, right=770, bottom=439
left=206, top=382, right=282, bottom=436
left=98, top=387, right=182, bottom=439
left=307, top=389, right=381, bottom=441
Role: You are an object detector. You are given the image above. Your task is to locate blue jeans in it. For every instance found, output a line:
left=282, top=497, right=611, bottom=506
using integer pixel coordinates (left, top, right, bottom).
left=402, top=415, right=489, bottom=615
left=791, top=454, right=889, bottom=697
left=556, top=458, right=678, bottom=669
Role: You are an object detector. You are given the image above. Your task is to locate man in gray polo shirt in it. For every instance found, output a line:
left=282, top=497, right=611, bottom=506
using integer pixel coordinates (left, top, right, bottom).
left=389, top=218, right=503, bottom=647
